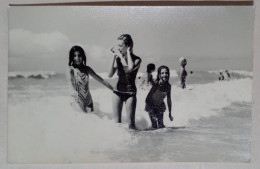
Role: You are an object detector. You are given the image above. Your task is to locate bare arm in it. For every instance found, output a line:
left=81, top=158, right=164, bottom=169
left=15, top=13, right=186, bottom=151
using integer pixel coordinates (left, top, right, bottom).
left=167, top=87, right=173, bottom=121
left=126, top=48, right=134, bottom=70
left=87, top=66, right=114, bottom=91
left=125, top=56, right=141, bottom=73
left=107, top=50, right=118, bottom=78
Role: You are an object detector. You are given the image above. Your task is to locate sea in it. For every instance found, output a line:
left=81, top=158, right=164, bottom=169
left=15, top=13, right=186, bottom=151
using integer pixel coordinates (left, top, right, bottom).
left=8, top=70, right=252, bottom=163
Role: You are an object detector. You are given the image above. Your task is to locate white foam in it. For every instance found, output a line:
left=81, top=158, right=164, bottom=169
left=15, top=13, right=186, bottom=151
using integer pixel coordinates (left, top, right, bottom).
left=8, top=78, right=252, bottom=162
left=8, top=71, right=56, bottom=79
left=8, top=93, right=138, bottom=163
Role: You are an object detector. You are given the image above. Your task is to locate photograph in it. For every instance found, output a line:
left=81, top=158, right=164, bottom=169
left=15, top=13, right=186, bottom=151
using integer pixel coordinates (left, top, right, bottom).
left=8, top=6, right=254, bottom=163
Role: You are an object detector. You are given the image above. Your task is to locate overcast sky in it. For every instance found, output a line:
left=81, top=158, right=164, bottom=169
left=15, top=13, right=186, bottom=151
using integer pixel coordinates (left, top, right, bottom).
left=8, top=6, right=254, bottom=72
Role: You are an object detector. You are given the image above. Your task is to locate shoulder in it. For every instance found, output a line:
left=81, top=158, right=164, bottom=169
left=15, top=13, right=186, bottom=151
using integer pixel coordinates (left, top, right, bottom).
left=77, top=65, right=90, bottom=74
left=131, top=53, right=142, bottom=62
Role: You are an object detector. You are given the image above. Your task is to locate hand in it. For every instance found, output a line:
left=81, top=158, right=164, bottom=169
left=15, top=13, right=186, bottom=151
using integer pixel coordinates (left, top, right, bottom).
left=111, top=47, right=122, bottom=58
left=169, top=114, right=173, bottom=121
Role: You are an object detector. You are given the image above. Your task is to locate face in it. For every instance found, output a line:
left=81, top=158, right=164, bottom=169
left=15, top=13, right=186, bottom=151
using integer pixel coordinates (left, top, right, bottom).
left=73, top=51, right=83, bottom=66
left=116, top=39, right=127, bottom=55
left=160, top=68, right=169, bottom=82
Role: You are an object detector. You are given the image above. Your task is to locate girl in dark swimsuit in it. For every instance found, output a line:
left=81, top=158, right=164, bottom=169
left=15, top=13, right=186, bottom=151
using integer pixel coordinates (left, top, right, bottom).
left=179, top=58, right=188, bottom=89
left=108, top=34, right=142, bottom=129
left=145, top=66, right=173, bottom=128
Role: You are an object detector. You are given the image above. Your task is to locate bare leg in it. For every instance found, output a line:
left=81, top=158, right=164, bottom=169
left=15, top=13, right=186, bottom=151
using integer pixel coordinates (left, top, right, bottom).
left=157, top=112, right=165, bottom=128
left=148, top=110, right=158, bottom=128
left=112, top=94, right=123, bottom=123
left=125, top=95, right=137, bottom=129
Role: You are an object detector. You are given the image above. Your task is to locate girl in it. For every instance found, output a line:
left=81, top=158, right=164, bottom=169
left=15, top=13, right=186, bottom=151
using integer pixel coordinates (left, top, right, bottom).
left=145, top=65, right=173, bottom=128
left=108, top=34, right=142, bottom=129
left=69, top=45, right=113, bottom=113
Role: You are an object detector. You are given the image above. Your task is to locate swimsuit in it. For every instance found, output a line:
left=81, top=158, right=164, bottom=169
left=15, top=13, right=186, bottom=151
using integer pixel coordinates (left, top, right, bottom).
left=181, top=69, right=187, bottom=88
left=115, top=54, right=139, bottom=101
left=113, top=90, right=136, bottom=102
left=145, top=83, right=169, bottom=113
left=71, top=68, right=93, bottom=111
left=145, top=82, right=171, bottom=128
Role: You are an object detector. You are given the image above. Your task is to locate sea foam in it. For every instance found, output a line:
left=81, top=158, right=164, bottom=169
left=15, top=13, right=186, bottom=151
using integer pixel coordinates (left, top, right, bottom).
left=8, top=71, right=57, bottom=79
left=8, top=77, right=252, bottom=163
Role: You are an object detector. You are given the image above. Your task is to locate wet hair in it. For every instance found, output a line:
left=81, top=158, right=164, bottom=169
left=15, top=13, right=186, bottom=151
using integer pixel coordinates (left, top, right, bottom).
left=118, top=34, right=134, bottom=52
left=147, top=63, right=156, bottom=73
left=68, top=45, right=87, bottom=67
left=156, top=65, right=170, bottom=83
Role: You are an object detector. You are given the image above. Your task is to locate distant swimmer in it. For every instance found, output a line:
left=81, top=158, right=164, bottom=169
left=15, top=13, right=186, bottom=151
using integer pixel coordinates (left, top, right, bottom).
left=225, top=70, right=231, bottom=78
left=179, top=57, right=188, bottom=89
left=219, top=71, right=225, bottom=81
left=139, top=63, right=156, bottom=90
left=68, top=46, right=113, bottom=113
left=145, top=65, right=173, bottom=129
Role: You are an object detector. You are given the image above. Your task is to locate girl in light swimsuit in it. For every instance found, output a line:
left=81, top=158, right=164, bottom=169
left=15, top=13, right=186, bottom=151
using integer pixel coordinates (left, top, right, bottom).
left=145, top=65, right=173, bottom=128
left=108, top=34, right=142, bottom=129
left=69, top=45, right=113, bottom=113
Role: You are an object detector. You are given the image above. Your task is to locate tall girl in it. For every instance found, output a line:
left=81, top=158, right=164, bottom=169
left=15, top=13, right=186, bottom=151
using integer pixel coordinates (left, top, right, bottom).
left=145, top=65, right=173, bottom=128
left=69, top=45, right=113, bottom=113
left=108, top=34, right=141, bottom=129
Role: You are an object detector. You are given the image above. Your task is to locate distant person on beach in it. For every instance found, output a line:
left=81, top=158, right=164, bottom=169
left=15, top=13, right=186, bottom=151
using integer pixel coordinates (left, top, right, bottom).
left=68, top=45, right=113, bottom=113
left=139, top=63, right=156, bottom=90
left=145, top=65, right=173, bottom=128
left=225, top=70, right=231, bottom=78
left=108, top=34, right=142, bottom=130
left=179, top=57, right=188, bottom=89
left=219, top=71, right=225, bottom=81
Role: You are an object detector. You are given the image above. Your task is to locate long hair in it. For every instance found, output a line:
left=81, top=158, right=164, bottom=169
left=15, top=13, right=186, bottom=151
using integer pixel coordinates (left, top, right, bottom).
left=156, top=65, right=170, bottom=84
left=118, top=34, right=134, bottom=53
left=68, top=45, right=87, bottom=67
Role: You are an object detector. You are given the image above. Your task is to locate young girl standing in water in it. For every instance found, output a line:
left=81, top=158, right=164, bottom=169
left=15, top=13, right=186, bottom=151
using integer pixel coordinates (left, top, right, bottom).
left=145, top=65, right=173, bottom=128
left=69, top=45, right=113, bottom=113
left=108, top=34, right=141, bottom=129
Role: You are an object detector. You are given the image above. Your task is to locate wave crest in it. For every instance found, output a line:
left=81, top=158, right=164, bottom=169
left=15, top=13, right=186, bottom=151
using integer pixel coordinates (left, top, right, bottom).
left=8, top=71, right=57, bottom=79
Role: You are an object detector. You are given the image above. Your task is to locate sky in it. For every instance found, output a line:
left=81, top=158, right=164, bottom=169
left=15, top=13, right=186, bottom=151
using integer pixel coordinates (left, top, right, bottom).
left=8, top=6, right=254, bottom=73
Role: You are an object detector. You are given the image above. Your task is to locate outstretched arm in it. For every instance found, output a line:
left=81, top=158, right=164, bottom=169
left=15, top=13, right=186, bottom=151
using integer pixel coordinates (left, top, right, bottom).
left=167, top=88, right=173, bottom=121
left=87, top=66, right=114, bottom=91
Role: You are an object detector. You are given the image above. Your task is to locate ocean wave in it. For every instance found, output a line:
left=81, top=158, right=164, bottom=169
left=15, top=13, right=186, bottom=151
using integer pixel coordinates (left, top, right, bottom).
left=9, top=77, right=252, bottom=128
left=8, top=71, right=57, bottom=79
left=8, top=77, right=252, bottom=162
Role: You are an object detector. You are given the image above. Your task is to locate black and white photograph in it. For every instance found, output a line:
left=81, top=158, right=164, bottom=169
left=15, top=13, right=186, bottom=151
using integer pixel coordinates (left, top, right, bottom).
left=8, top=6, right=254, bottom=163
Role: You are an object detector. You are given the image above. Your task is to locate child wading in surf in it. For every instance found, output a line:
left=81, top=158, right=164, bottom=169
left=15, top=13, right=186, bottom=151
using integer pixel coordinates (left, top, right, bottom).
left=68, top=45, right=113, bottom=113
left=145, top=65, right=173, bottom=128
